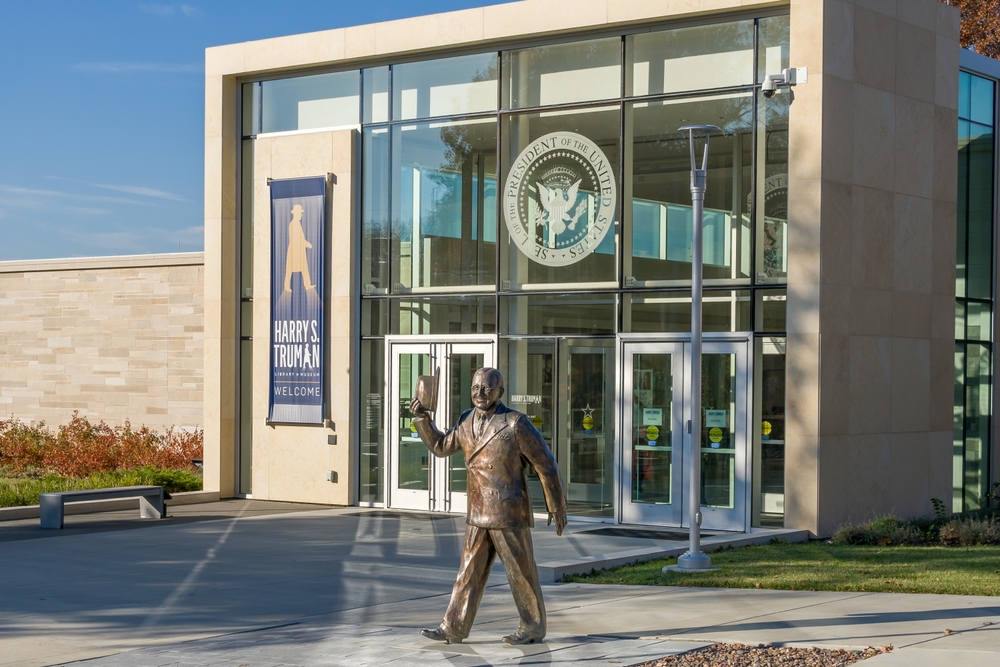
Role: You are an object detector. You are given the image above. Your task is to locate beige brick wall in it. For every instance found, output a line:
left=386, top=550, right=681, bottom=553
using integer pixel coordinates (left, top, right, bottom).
left=0, top=253, right=204, bottom=431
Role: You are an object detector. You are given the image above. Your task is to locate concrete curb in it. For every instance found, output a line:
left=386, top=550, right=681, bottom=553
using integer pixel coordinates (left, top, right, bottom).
left=0, top=490, right=222, bottom=522
left=538, top=528, right=810, bottom=582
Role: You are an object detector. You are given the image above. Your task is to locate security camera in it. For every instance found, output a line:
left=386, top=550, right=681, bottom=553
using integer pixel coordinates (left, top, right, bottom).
left=761, top=67, right=808, bottom=98
left=761, top=75, right=782, bottom=98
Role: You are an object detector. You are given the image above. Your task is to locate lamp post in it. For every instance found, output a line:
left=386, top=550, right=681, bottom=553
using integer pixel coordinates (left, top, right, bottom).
left=667, top=124, right=721, bottom=573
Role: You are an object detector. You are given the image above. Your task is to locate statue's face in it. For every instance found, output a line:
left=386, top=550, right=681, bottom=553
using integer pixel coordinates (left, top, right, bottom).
left=471, top=369, right=504, bottom=411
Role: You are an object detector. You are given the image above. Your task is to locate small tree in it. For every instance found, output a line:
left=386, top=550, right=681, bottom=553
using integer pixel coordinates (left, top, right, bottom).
left=941, top=0, right=1000, bottom=59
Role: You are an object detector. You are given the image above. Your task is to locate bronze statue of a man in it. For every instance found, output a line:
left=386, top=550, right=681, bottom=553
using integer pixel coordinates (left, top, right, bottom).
left=409, top=367, right=567, bottom=645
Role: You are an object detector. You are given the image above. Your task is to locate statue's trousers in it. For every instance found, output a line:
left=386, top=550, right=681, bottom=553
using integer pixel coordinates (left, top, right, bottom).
left=441, top=524, right=546, bottom=640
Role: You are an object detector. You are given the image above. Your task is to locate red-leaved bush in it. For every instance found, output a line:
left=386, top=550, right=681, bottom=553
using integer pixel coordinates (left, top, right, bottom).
left=0, top=412, right=203, bottom=477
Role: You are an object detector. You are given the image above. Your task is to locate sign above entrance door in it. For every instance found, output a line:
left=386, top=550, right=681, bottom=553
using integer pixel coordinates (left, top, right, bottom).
left=503, top=131, right=617, bottom=267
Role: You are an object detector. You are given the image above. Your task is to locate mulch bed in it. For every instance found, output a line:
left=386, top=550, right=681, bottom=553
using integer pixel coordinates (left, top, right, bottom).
left=636, top=643, right=893, bottom=666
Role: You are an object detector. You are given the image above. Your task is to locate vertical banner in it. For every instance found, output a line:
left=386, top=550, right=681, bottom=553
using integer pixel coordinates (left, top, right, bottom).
left=269, top=176, right=327, bottom=424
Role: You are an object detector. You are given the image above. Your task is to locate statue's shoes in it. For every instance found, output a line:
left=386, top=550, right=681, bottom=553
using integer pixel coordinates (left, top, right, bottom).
left=420, top=627, right=462, bottom=644
left=502, top=630, right=543, bottom=645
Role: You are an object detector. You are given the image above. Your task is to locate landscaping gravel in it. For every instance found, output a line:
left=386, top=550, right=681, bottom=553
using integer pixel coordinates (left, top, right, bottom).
left=636, top=643, right=893, bottom=666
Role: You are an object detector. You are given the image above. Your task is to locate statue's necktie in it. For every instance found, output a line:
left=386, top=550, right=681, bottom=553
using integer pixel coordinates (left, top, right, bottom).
left=475, top=413, right=487, bottom=440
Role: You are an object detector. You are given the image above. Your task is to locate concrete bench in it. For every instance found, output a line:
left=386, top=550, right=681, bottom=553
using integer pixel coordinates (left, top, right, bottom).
left=39, top=486, right=165, bottom=529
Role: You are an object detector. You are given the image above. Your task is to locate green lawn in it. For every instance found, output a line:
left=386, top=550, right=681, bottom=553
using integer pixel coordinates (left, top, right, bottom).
left=0, top=467, right=201, bottom=508
left=562, top=542, right=1000, bottom=596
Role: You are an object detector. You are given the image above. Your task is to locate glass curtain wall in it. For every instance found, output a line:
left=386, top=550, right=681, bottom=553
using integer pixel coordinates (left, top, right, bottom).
left=341, top=13, right=790, bottom=515
left=242, top=12, right=790, bottom=515
left=955, top=71, right=996, bottom=513
left=355, top=14, right=790, bottom=516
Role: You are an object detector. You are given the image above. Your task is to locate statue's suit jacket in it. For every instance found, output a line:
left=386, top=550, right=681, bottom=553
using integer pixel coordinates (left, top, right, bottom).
left=415, top=402, right=566, bottom=529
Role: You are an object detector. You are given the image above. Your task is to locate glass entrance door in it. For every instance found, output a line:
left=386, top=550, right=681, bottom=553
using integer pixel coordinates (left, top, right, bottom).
left=388, top=340, right=494, bottom=513
left=621, top=339, right=749, bottom=530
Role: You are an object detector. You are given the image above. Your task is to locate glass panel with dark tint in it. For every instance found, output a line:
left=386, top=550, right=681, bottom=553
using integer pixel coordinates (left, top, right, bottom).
left=240, top=139, right=254, bottom=290
left=501, top=106, right=620, bottom=288
left=626, top=95, right=752, bottom=285
left=755, top=289, right=786, bottom=332
left=959, top=71, right=971, bottom=121
left=362, top=127, right=390, bottom=292
left=701, top=352, right=736, bottom=508
left=360, top=339, right=385, bottom=503
left=627, top=20, right=753, bottom=96
left=754, top=337, right=785, bottom=527
left=239, top=339, right=253, bottom=495
left=361, top=298, right=387, bottom=336
left=242, top=82, right=257, bottom=137
left=631, top=353, right=674, bottom=505
left=390, top=295, right=496, bottom=335
left=962, top=343, right=991, bottom=511
left=563, top=339, right=615, bottom=517
left=398, top=352, right=431, bottom=492
left=757, top=90, right=789, bottom=282
left=393, top=53, right=497, bottom=121
left=501, top=338, right=556, bottom=513
left=966, top=301, right=992, bottom=341
left=503, top=37, right=621, bottom=109
left=501, top=293, right=615, bottom=335
left=964, top=120, right=994, bottom=300
left=624, top=291, right=749, bottom=333
left=957, top=119, right=969, bottom=297
left=391, top=119, right=497, bottom=290
left=261, top=70, right=360, bottom=133
left=757, top=15, right=790, bottom=84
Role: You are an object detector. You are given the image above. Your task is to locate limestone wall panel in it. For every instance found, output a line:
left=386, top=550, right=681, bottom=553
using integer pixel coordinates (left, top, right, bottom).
left=0, top=254, right=204, bottom=431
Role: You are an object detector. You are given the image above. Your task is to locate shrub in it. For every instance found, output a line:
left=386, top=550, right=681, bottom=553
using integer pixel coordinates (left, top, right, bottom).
left=830, top=515, right=923, bottom=546
left=939, top=517, right=1000, bottom=546
left=833, top=512, right=1000, bottom=547
left=0, top=413, right=202, bottom=477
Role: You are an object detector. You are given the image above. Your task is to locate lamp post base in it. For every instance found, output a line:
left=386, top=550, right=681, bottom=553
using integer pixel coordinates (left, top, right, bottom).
left=664, top=551, right=719, bottom=573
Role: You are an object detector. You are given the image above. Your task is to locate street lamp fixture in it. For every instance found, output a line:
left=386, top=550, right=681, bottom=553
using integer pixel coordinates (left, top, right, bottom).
left=666, top=124, right=722, bottom=574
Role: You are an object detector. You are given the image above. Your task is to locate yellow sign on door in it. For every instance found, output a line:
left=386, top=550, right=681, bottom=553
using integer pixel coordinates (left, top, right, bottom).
left=709, top=427, right=723, bottom=443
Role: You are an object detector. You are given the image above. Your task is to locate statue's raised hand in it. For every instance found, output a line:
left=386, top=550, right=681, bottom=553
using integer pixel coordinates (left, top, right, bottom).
left=409, top=397, right=429, bottom=419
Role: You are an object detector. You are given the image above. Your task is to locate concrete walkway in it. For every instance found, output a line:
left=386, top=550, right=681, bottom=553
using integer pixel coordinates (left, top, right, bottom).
left=0, top=501, right=996, bottom=667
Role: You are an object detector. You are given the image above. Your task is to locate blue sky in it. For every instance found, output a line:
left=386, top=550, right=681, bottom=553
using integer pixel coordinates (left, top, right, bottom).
left=0, top=0, right=515, bottom=260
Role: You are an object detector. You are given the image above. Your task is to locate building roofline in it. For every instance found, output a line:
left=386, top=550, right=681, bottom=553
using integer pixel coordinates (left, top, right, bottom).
left=0, top=252, right=205, bottom=275
left=960, top=48, right=1000, bottom=80
left=204, top=0, right=789, bottom=78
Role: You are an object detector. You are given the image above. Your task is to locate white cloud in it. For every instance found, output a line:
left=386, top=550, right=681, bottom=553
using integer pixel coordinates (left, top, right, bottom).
left=138, top=3, right=201, bottom=18
left=139, top=3, right=176, bottom=17
left=0, top=184, right=159, bottom=207
left=73, top=61, right=201, bottom=74
left=64, top=206, right=110, bottom=216
left=90, top=183, right=187, bottom=202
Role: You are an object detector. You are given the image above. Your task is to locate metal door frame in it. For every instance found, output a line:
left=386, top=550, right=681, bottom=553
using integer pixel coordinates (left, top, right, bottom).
left=617, top=333, right=752, bottom=531
left=385, top=335, right=497, bottom=514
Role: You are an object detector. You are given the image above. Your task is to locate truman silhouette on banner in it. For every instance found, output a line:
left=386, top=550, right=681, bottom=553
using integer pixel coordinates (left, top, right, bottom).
left=283, top=204, right=315, bottom=292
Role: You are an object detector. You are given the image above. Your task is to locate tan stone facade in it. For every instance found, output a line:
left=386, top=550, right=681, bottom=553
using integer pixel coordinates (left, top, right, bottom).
left=0, top=253, right=204, bottom=431
left=785, top=0, right=959, bottom=535
left=246, top=133, right=355, bottom=505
